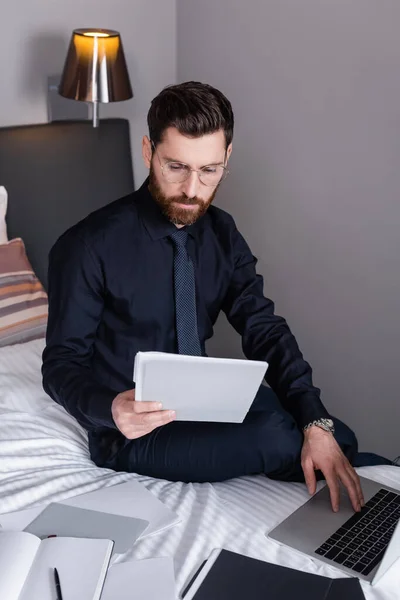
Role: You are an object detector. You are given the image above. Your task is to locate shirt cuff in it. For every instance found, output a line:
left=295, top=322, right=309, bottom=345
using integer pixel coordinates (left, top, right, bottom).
left=83, top=384, right=119, bottom=429
left=285, top=393, right=331, bottom=431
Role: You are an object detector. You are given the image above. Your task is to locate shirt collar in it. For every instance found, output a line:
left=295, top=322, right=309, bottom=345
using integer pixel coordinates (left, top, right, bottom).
left=134, top=178, right=205, bottom=242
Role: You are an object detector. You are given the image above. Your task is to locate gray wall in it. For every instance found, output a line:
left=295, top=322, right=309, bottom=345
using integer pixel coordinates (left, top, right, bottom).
left=0, top=0, right=176, bottom=184
left=178, top=1, right=400, bottom=458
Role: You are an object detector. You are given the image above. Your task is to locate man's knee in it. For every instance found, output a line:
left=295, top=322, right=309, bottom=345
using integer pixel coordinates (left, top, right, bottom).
left=271, top=423, right=302, bottom=465
left=250, top=411, right=303, bottom=474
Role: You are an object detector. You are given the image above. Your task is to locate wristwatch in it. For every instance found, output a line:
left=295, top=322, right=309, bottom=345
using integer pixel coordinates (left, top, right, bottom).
left=303, top=418, right=335, bottom=434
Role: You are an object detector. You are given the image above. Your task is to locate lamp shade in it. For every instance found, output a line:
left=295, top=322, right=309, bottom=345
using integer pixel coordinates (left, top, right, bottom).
left=59, top=28, right=133, bottom=104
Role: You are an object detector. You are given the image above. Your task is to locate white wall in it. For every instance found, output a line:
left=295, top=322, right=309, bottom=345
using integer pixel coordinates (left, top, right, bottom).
left=178, top=0, right=400, bottom=459
left=0, top=0, right=176, bottom=185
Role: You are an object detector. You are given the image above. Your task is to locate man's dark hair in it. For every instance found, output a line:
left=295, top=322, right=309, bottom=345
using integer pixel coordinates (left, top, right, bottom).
left=147, top=81, right=234, bottom=149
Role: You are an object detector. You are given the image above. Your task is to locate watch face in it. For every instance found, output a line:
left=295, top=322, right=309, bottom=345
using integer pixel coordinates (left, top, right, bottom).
left=321, top=419, right=335, bottom=432
left=303, top=418, right=335, bottom=434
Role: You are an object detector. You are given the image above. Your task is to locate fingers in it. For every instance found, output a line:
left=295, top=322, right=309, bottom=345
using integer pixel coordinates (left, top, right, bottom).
left=302, top=458, right=317, bottom=496
left=137, top=409, right=176, bottom=428
left=339, top=462, right=364, bottom=511
left=324, top=470, right=341, bottom=513
left=351, top=468, right=365, bottom=507
left=300, top=428, right=365, bottom=513
left=336, top=467, right=361, bottom=512
left=112, top=389, right=177, bottom=439
left=121, top=409, right=176, bottom=440
left=134, top=400, right=163, bottom=413
left=325, top=460, right=364, bottom=513
left=133, top=401, right=176, bottom=429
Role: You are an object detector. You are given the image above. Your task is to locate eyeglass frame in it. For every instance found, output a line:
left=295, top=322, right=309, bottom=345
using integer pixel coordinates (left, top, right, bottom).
left=150, top=140, right=229, bottom=187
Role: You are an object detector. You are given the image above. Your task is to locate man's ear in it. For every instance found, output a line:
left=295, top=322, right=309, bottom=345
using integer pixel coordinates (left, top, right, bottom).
left=226, top=143, right=233, bottom=164
left=142, top=135, right=152, bottom=169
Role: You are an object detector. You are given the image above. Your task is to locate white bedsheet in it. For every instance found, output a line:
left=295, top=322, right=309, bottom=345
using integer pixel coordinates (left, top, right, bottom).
left=0, top=339, right=399, bottom=599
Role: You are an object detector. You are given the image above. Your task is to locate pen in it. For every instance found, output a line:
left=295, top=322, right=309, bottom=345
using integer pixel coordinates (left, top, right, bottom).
left=54, top=567, right=63, bottom=600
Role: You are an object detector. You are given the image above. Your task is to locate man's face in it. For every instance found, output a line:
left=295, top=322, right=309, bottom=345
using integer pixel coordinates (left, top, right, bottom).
left=143, top=127, right=232, bottom=227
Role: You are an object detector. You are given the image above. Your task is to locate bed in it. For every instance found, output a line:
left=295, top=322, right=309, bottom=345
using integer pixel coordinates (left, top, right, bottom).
left=0, top=120, right=399, bottom=600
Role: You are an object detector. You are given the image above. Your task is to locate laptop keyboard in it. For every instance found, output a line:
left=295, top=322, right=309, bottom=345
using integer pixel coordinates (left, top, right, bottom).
left=315, top=488, right=400, bottom=576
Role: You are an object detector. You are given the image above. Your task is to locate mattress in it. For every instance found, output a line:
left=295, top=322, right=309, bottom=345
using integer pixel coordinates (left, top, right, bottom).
left=0, top=339, right=399, bottom=599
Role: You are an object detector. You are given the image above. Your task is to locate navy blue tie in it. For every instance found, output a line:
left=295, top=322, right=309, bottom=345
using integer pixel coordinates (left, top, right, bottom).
left=169, top=229, right=202, bottom=356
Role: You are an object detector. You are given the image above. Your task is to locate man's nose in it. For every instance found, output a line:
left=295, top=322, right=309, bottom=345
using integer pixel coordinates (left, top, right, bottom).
left=181, top=170, right=200, bottom=199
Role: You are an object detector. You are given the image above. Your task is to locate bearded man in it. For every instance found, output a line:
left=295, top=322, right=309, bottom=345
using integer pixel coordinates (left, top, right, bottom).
left=43, top=81, right=391, bottom=513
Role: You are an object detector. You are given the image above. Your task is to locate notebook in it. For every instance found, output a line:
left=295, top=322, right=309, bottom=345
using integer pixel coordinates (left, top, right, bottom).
left=23, top=503, right=148, bottom=554
left=182, top=548, right=366, bottom=600
left=60, top=480, right=180, bottom=537
left=133, top=352, right=268, bottom=422
left=0, top=531, right=113, bottom=600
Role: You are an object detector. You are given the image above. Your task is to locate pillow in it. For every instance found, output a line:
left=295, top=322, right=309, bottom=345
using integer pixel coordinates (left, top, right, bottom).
left=0, top=186, right=8, bottom=243
left=0, top=238, right=48, bottom=347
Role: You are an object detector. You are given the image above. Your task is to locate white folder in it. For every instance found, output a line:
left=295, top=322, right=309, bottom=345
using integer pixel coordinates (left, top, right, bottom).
left=133, top=352, right=268, bottom=422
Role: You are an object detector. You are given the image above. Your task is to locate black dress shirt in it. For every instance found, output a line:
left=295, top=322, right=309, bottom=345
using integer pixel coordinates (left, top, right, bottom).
left=42, top=179, right=330, bottom=462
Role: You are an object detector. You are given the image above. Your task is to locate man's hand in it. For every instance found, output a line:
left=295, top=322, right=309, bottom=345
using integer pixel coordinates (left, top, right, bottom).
left=111, top=389, right=176, bottom=439
left=301, top=425, right=364, bottom=513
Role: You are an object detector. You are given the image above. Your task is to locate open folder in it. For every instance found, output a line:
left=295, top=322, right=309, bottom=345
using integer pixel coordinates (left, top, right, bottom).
left=133, top=352, right=268, bottom=422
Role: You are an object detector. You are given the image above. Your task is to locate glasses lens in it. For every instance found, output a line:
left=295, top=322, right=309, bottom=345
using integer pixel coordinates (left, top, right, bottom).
left=163, top=162, right=191, bottom=183
left=162, top=162, right=228, bottom=186
left=199, top=166, right=227, bottom=187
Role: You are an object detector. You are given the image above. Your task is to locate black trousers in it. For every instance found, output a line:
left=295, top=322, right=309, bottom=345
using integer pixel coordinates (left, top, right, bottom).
left=100, top=386, right=391, bottom=482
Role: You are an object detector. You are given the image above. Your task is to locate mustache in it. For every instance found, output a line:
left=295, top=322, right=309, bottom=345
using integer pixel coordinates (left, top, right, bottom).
left=170, top=196, right=201, bottom=206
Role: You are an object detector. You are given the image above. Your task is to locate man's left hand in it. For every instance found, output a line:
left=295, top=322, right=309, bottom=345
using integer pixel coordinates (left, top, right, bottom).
left=301, top=425, right=365, bottom=513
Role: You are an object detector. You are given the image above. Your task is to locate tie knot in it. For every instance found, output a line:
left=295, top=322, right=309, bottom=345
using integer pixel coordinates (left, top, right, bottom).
left=170, top=229, right=188, bottom=247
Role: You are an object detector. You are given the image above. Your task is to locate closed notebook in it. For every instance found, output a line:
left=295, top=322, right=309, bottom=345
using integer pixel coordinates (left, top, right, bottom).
left=23, top=503, right=149, bottom=554
left=0, top=531, right=113, bottom=600
left=133, top=352, right=268, bottom=422
left=60, top=479, right=180, bottom=537
left=182, top=549, right=366, bottom=600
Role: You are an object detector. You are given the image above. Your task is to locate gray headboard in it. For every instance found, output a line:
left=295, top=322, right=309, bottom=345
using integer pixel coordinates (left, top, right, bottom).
left=0, top=118, right=134, bottom=288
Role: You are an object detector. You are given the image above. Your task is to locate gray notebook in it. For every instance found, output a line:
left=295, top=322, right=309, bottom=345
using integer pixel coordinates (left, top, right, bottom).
left=23, top=503, right=149, bottom=554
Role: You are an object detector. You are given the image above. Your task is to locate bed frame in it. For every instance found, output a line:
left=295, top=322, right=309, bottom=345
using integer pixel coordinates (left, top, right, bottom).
left=0, top=118, right=134, bottom=287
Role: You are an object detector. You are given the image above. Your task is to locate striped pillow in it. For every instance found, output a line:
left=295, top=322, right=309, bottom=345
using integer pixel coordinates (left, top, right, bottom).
left=0, top=186, right=7, bottom=243
left=0, top=238, right=48, bottom=347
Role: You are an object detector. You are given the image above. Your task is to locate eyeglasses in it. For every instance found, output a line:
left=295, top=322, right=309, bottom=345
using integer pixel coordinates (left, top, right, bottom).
left=151, top=142, right=229, bottom=187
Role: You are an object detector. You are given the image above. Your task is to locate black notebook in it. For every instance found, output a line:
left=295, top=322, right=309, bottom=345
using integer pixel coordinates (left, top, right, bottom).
left=182, top=549, right=366, bottom=600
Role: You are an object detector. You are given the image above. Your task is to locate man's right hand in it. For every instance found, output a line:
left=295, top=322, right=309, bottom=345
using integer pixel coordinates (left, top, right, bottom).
left=111, top=389, right=176, bottom=439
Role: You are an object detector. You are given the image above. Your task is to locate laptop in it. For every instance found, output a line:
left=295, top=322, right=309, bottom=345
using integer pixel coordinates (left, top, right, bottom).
left=267, top=476, right=400, bottom=585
